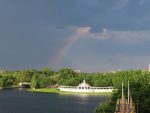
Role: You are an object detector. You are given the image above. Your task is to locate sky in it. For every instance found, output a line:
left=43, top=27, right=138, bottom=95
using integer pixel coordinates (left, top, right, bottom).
left=0, top=0, right=150, bottom=72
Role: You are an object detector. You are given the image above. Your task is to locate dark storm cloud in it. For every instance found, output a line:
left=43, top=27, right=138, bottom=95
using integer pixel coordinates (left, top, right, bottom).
left=0, top=0, right=150, bottom=71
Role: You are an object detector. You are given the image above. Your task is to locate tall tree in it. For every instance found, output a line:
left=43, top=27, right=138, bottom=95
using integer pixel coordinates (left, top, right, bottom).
left=42, top=67, right=54, bottom=76
left=31, top=75, right=37, bottom=89
left=0, top=77, right=3, bottom=87
left=59, top=68, right=75, bottom=79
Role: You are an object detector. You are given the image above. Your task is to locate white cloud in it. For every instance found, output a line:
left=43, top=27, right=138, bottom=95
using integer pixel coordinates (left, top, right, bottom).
left=75, top=27, right=91, bottom=35
left=54, top=26, right=150, bottom=72
left=70, top=27, right=109, bottom=40
left=70, top=26, right=150, bottom=43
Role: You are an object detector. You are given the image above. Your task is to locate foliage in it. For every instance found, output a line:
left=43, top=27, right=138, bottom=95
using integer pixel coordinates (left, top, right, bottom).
left=59, top=68, right=76, bottom=79
left=0, top=68, right=150, bottom=112
left=0, top=77, right=3, bottom=87
left=94, top=81, right=150, bottom=113
left=31, top=75, right=37, bottom=89
left=42, top=67, right=54, bottom=76
left=94, top=98, right=115, bottom=113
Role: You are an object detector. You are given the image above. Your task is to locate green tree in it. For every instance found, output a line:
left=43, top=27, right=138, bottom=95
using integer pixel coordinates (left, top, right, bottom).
left=37, top=76, right=52, bottom=88
left=59, top=68, right=75, bottom=79
left=0, top=77, right=3, bottom=87
left=42, top=67, right=54, bottom=76
left=31, top=75, right=37, bottom=89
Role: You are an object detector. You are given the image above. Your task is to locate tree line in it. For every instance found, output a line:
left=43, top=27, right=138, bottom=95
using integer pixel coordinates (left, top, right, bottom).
left=0, top=67, right=150, bottom=112
left=0, top=68, right=150, bottom=89
left=94, top=71, right=150, bottom=113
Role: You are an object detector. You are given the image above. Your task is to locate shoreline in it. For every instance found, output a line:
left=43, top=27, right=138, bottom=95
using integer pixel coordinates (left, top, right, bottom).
left=0, top=85, right=20, bottom=89
left=28, top=88, right=113, bottom=95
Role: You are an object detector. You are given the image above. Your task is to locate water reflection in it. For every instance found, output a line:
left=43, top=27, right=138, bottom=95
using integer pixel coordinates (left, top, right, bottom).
left=0, top=89, right=108, bottom=113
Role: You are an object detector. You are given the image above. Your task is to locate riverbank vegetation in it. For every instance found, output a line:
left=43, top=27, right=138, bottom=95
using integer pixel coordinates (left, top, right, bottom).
left=0, top=68, right=150, bottom=112
left=0, top=68, right=150, bottom=89
left=94, top=76, right=150, bottom=113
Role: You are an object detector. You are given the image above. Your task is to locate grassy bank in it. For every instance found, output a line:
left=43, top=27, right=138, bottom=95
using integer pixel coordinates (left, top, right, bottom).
left=28, top=88, right=59, bottom=93
left=28, top=88, right=112, bottom=95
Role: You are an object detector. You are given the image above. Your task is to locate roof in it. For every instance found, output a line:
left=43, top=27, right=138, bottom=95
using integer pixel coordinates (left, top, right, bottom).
left=78, top=79, right=91, bottom=87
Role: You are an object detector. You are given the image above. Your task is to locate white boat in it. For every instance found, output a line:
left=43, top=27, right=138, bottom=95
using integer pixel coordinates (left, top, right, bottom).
left=58, top=79, right=113, bottom=93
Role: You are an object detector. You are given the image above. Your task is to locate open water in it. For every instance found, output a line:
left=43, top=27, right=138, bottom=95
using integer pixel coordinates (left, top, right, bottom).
left=0, top=89, right=108, bottom=113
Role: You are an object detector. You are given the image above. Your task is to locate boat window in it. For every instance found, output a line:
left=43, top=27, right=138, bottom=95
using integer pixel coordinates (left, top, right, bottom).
left=82, top=87, right=84, bottom=89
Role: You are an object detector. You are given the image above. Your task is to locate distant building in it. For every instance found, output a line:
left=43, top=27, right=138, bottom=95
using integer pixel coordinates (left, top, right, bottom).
left=148, top=64, right=150, bottom=72
left=0, top=70, right=5, bottom=73
left=74, top=69, right=81, bottom=73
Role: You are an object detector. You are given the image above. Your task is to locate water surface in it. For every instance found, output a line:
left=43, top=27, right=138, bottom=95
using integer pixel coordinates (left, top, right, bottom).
left=0, top=89, right=108, bottom=113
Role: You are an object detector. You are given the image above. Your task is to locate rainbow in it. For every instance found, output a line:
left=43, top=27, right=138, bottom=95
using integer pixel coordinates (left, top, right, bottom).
left=51, top=36, right=79, bottom=67
left=51, top=26, right=90, bottom=67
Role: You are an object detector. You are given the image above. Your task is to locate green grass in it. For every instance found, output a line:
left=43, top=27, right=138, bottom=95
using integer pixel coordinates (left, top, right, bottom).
left=28, top=88, right=60, bottom=93
left=28, top=88, right=113, bottom=95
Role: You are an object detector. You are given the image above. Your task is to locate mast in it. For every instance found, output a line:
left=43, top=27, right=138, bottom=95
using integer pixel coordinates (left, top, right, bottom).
left=122, top=82, right=124, bottom=101
left=122, top=82, right=124, bottom=113
left=128, top=81, right=130, bottom=104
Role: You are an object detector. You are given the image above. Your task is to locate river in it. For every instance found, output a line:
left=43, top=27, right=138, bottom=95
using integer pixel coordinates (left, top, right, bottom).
left=0, top=89, right=108, bottom=113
